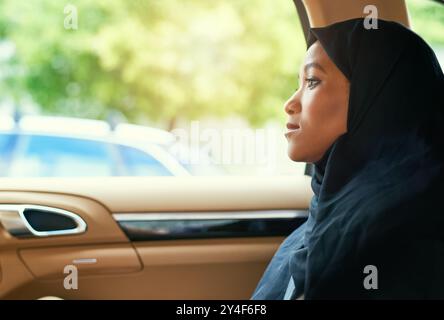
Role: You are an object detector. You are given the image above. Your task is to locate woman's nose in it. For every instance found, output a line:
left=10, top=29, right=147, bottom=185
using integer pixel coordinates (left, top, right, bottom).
left=284, top=92, right=301, bottom=115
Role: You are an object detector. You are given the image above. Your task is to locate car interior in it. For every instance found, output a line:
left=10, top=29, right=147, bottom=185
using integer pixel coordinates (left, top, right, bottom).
left=0, top=0, right=441, bottom=299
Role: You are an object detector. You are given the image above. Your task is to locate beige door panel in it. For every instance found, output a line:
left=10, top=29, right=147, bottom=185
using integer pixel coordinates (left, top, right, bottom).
left=0, top=176, right=312, bottom=212
left=0, top=191, right=132, bottom=298
left=0, top=191, right=128, bottom=249
left=0, top=176, right=311, bottom=299
left=19, top=244, right=142, bottom=280
left=4, top=237, right=282, bottom=299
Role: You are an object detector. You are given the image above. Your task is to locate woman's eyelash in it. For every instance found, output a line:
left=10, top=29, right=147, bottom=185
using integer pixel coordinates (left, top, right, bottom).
left=305, top=77, right=321, bottom=89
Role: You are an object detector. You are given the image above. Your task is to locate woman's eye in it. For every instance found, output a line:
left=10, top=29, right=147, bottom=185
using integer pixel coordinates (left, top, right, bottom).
left=305, top=77, right=321, bottom=89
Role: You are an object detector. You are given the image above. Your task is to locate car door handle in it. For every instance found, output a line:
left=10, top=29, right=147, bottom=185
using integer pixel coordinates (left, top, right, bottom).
left=0, top=204, right=87, bottom=238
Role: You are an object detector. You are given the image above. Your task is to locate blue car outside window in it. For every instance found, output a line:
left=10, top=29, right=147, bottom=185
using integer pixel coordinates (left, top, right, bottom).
left=0, top=133, right=15, bottom=155
left=118, top=144, right=172, bottom=176
left=11, top=135, right=117, bottom=177
left=0, top=133, right=17, bottom=176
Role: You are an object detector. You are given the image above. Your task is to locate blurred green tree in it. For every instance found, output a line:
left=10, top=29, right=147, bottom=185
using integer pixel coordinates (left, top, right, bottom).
left=0, top=0, right=442, bottom=129
left=0, top=0, right=305, bottom=129
left=407, top=0, right=444, bottom=46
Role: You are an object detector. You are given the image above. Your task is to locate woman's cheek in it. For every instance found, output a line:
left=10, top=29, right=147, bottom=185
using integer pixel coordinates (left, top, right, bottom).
left=303, top=96, right=326, bottom=128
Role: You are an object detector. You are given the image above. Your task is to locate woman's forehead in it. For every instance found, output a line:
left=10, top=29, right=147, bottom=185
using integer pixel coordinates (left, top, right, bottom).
left=303, top=43, right=328, bottom=70
left=303, top=41, right=345, bottom=77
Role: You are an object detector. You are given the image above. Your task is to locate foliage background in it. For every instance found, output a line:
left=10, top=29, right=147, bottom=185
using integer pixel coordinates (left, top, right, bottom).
left=0, top=0, right=442, bottom=130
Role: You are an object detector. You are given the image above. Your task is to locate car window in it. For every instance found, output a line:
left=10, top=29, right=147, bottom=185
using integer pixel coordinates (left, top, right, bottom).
left=0, top=133, right=15, bottom=154
left=118, top=144, right=173, bottom=176
left=9, top=135, right=117, bottom=177
left=0, top=133, right=17, bottom=175
left=0, top=0, right=307, bottom=177
left=407, top=0, right=444, bottom=68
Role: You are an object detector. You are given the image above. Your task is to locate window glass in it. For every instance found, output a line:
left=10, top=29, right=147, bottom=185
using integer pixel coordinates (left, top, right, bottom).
left=0, top=0, right=306, bottom=176
left=407, top=0, right=444, bottom=68
left=10, top=135, right=116, bottom=177
left=118, top=144, right=173, bottom=176
left=0, top=133, right=17, bottom=175
left=0, top=133, right=14, bottom=154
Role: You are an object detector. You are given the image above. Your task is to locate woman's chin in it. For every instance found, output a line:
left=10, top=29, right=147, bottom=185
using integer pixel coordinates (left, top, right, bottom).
left=287, top=146, right=305, bottom=162
left=287, top=144, right=320, bottom=163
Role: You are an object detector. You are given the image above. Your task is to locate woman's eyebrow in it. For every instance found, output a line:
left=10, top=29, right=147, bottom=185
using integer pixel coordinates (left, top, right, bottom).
left=304, top=62, right=327, bottom=74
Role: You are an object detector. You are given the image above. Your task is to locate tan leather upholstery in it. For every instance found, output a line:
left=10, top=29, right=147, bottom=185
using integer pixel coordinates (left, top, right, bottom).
left=303, top=0, right=410, bottom=28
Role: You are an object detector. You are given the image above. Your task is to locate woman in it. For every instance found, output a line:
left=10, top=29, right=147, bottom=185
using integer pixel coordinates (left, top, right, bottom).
left=251, top=18, right=444, bottom=299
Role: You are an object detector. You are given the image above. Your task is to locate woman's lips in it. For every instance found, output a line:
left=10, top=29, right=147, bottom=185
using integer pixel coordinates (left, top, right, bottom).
left=286, top=122, right=300, bottom=130
left=285, top=122, right=300, bottom=138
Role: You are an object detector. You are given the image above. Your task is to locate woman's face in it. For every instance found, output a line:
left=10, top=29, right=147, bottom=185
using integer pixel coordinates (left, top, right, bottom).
left=284, top=41, right=350, bottom=163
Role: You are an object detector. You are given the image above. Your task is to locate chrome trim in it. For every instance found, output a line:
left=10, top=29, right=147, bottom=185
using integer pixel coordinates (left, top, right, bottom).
left=73, top=258, right=97, bottom=264
left=112, top=209, right=309, bottom=222
left=0, top=204, right=87, bottom=238
left=0, top=208, right=33, bottom=237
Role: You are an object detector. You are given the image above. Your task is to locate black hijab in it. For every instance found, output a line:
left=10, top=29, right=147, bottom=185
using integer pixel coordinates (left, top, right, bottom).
left=251, top=18, right=444, bottom=299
